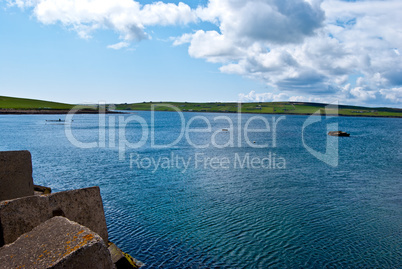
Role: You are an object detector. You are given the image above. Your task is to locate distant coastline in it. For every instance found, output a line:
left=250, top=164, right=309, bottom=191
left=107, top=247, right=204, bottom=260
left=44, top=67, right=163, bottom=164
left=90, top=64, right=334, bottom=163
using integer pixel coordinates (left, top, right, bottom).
left=1, top=95, right=401, bottom=118
left=118, top=109, right=402, bottom=118
left=0, top=109, right=122, bottom=114
left=115, top=101, right=402, bottom=118
left=0, top=109, right=401, bottom=118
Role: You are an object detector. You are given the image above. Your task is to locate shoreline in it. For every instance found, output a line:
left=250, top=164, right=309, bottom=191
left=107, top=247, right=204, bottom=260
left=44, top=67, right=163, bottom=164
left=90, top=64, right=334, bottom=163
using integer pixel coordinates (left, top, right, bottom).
left=0, top=109, right=401, bottom=118
left=0, top=109, right=124, bottom=115
left=120, top=109, right=402, bottom=119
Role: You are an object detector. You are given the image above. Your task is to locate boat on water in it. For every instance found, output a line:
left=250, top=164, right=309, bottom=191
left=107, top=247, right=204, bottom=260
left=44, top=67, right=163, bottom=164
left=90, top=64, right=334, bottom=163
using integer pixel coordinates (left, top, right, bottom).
left=45, top=119, right=74, bottom=122
left=45, top=119, right=73, bottom=125
left=328, top=131, right=350, bottom=137
left=46, top=119, right=66, bottom=122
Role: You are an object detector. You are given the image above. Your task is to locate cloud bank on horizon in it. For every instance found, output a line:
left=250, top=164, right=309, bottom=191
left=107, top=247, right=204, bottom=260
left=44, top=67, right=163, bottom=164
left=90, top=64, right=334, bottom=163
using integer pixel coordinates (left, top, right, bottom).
left=7, top=0, right=402, bottom=106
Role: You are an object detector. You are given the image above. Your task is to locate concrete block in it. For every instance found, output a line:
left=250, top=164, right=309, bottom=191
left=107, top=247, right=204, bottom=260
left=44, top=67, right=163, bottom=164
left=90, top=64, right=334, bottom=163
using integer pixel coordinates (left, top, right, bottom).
left=0, top=150, right=34, bottom=201
left=48, top=187, right=109, bottom=243
left=0, top=186, right=108, bottom=246
left=0, top=216, right=115, bottom=269
left=0, top=195, right=50, bottom=246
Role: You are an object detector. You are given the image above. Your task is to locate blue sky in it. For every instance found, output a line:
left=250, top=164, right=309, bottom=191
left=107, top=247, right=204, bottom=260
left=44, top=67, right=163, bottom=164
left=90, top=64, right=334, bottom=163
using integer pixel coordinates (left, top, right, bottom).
left=1, top=0, right=401, bottom=107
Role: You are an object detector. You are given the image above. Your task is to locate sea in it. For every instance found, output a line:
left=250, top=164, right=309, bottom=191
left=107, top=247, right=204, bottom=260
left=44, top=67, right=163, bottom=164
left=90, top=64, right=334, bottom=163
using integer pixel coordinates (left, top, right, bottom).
left=0, top=111, right=401, bottom=268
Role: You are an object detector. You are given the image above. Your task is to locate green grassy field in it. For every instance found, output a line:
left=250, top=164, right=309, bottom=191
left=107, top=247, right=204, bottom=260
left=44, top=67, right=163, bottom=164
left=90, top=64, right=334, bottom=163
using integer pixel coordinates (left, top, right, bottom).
left=0, top=96, right=74, bottom=110
left=1, top=96, right=401, bottom=117
left=115, top=101, right=402, bottom=117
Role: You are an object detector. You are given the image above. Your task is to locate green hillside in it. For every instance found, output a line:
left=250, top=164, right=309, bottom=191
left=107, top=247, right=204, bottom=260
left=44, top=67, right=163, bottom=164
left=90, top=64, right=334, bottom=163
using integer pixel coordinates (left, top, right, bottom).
left=1, top=96, right=400, bottom=117
left=115, top=101, right=402, bottom=117
left=0, top=96, right=74, bottom=110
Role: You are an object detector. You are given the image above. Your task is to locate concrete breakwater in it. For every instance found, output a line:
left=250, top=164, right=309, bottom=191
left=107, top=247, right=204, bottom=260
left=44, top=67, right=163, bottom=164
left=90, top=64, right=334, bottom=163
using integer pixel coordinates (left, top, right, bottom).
left=0, top=150, right=143, bottom=268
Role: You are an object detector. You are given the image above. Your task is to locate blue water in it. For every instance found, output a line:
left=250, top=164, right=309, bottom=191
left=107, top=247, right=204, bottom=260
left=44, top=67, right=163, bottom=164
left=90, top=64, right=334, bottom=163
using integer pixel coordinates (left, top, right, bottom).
left=1, top=112, right=401, bottom=268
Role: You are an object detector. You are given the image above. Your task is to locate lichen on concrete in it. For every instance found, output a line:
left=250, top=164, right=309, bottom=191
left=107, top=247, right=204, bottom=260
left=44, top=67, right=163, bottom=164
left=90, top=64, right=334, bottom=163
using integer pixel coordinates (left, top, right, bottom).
left=0, top=216, right=115, bottom=269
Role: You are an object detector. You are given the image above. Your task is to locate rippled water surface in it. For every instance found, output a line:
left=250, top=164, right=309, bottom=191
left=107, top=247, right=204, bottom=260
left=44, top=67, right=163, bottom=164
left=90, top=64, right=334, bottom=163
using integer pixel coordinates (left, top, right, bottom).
left=1, top=112, right=401, bottom=268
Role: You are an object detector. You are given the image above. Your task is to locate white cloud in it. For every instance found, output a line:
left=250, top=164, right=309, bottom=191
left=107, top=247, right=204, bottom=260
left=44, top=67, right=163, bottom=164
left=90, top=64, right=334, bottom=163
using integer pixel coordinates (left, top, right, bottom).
left=9, top=0, right=197, bottom=42
left=379, top=87, right=402, bottom=104
left=186, top=30, right=243, bottom=63
left=288, top=95, right=328, bottom=103
left=239, top=90, right=289, bottom=102
left=196, top=0, right=324, bottom=44
left=8, top=0, right=402, bottom=106
left=349, top=86, right=377, bottom=101
left=107, top=41, right=129, bottom=50
left=180, top=0, right=402, bottom=107
left=238, top=90, right=334, bottom=104
left=140, top=2, right=196, bottom=26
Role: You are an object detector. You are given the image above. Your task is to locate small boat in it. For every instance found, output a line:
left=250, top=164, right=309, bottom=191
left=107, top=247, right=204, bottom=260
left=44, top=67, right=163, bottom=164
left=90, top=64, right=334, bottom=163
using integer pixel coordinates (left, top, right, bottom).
left=46, top=119, right=72, bottom=122
left=328, top=131, right=350, bottom=137
left=45, top=119, right=73, bottom=125
left=222, top=128, right=229, bottom=131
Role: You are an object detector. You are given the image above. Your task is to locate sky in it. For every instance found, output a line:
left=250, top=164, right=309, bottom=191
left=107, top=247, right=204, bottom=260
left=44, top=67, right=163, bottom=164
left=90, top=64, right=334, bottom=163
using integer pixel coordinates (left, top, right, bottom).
left=1, top=0, right=401, bottom=107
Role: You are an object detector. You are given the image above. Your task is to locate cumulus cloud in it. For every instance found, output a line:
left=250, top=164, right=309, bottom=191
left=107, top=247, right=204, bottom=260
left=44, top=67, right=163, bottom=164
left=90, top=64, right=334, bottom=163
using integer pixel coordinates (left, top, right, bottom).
left=176, top=0, right=402, bottom=106
left=238, top=90, right=332, bottom=104
left=239, top=90, right=289, bottom=102
left=186, top=30, right=243, bottom=63
left=379, top=87, right=402, bottom=104
left=196, top=0, right=324, bottom=44
left=107, top=41, right=130, bottom=50
left=8, top=0, right=197, bottom=41
left=7, top=0, right=402, bottom=106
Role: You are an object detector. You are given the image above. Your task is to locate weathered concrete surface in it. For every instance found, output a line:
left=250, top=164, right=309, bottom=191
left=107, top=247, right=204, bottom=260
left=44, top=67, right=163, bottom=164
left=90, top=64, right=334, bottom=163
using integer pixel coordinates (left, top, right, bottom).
left=0, top=195, right=50, bottom=247
left=48, top=187, right=109, bottom=243
left=0, top=150, right=34, bottom=201
left=0, top=186, right=108, bottom=246
left=0, top=216, right=115, bottom=269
